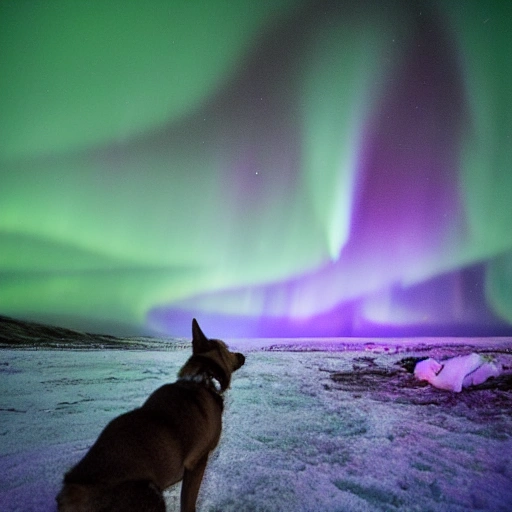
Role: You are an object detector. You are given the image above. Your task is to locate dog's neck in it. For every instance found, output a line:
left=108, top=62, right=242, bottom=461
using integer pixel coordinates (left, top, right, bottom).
left=177, top=370, right=223, bottom=398
left=177, top=354, right=229, bottom=400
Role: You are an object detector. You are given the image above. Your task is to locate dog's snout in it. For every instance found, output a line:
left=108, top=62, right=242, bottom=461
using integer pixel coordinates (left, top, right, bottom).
left=236, top=353, right=246, bottom=368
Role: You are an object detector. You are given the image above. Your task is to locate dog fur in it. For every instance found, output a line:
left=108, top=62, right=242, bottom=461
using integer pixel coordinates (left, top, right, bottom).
left=56, top=319, right=245, bottom=512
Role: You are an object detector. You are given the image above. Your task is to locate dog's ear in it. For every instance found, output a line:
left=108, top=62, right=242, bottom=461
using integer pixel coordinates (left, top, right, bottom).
left=192, top=318, right=211, bottom=354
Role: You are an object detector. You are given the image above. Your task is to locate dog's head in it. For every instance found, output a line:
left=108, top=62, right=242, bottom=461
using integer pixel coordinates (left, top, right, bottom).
left=179, top=319, right=245, bottom=391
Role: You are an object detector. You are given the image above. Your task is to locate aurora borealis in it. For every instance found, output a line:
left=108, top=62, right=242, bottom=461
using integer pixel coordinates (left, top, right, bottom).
left=1, top=0, right=511, bottom=337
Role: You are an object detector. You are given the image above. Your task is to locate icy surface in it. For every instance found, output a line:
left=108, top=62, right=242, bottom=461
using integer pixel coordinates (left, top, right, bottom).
left=1, top=343, right=512, bottom=512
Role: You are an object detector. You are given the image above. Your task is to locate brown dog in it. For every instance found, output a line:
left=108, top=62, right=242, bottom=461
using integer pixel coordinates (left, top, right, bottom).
left=57, top=319, right=245, bottom=512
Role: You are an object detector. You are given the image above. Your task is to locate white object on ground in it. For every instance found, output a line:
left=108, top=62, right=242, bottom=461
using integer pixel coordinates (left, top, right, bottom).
left=414, top=353, right=502, bottom=392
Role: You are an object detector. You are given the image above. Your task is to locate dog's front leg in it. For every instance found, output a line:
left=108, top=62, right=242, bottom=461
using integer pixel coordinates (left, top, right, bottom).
left=180, top=454, right=209, bottom=512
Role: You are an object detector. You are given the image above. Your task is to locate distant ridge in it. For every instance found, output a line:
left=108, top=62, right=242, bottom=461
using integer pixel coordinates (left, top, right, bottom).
left=0, top=315, right=185, bottom=350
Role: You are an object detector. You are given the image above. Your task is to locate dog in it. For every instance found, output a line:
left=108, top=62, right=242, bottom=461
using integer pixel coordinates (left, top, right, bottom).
left=57, top=319, right=245, bottom=512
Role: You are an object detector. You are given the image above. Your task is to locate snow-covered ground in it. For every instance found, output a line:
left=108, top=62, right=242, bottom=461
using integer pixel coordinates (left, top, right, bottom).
left=1, top=342, right=512, bottom=511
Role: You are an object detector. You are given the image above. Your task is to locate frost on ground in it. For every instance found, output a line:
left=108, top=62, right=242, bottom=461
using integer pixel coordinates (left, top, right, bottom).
left=1, top=342, right=512, bottom=512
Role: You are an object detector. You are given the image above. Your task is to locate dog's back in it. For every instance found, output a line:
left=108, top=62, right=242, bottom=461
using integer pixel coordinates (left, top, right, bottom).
left=58, top=382, right=222, bottom=511
left=57, top=319, right=245, bottom=512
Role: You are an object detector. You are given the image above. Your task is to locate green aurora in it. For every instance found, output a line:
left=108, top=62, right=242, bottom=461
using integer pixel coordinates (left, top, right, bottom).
left=0, top=0, right=511, bottom=336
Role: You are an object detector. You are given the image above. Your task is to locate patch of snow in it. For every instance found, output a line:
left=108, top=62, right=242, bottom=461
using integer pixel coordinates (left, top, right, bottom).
left=1, top=344, right=512, bottom=511
left=414, top=354, right=502, bottom=392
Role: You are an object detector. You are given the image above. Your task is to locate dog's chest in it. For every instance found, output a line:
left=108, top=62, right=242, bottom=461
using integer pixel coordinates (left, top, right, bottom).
left=144, top=382, right=223, bottom=434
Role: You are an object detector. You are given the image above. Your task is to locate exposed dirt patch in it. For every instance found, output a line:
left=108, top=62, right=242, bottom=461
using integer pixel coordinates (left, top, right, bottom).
left=324, top=354, right=512, bottom=423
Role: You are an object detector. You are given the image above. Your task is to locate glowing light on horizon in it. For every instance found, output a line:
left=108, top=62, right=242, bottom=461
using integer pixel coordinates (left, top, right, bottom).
left=0, top=0, right=511, bottom=337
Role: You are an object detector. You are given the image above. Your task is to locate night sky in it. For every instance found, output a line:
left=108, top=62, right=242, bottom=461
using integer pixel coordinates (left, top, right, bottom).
left=1, top=0, right=511, bottom=337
